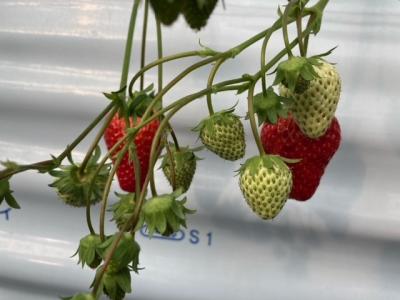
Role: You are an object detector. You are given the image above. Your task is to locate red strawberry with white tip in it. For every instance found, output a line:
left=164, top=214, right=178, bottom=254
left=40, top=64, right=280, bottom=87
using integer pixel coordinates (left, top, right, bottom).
left=104, top=115, right=159, bottom=192
left=260, top=116, right=341, bottom=201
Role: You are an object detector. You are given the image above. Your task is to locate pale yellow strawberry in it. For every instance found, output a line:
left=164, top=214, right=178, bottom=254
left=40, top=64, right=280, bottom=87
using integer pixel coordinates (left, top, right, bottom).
left=280, top=60, right=341, bottom=138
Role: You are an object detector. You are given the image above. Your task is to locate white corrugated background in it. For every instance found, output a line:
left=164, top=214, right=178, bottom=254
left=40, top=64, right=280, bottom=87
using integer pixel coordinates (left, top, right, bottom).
left=1, top=1, right=400, bottom=299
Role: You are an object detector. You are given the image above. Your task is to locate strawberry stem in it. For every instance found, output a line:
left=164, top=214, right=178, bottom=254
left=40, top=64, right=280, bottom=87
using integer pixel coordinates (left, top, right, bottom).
left=120, top=0, right=140, bottom=99
left=247, top=83, right=265, bottom=155
left=282, top=0, right=296, bottom=58
left=296, top=13, right=306, bottom=57
left=140, top=0, right=150, bottom=91
left=260, top=29, right=273, bottom=95
left=155, top=15, right=163, bottom=97
left=99, top=143, right=130, bottom=241
left=206, top=58, right=225, bottom=116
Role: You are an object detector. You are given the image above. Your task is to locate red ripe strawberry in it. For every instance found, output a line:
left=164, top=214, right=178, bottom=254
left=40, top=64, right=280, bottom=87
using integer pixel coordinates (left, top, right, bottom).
left=260, top=116, right=341, bottom=201
left=104, top=115, right=160, bottom=192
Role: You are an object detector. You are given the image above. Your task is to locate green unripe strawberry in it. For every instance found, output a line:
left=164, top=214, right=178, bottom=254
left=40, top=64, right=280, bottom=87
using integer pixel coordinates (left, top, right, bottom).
left=280, top=60, right=341, bottom=138
left=161, top=146, right=198, bottom=193
left=194, top=109, right=245, bottom=161
left=238, top=155, right=292, bottom=219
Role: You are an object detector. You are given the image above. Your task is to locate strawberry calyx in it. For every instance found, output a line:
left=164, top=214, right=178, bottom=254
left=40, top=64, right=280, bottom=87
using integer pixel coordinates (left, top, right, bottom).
left=0, top=177, right=20, bottom=209
left=92, top=265, right=132, bottom=300
left=110, top=192, right=136, bottom=231
left=73, top=234, right=103, bottom=269
left=138, top=189, right=195, bottom=237
left=192, top=106, right=237, bottom=136
left=49, top=146, right=110, bottom=207
left=252, top=87, right=292, bottom=125
left=61, top=293, right=95, bottom=300
left=97, top=232, right=141, bottom=274
left=238, top=155, right=291, bottom=177
left=273, top=56, right=320, bottom=94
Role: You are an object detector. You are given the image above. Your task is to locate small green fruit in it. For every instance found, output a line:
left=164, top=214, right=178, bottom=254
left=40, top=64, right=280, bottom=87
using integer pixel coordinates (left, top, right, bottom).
left=194, top=109, right=246, bottom=161
left=239, top=155, right=292, bottom=219
left=161, top=146, right=198, bottom=193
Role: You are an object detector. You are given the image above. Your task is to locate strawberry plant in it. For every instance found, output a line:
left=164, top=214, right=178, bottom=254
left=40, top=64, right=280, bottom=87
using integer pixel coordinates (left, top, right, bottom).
left=0, top=0, right=342, bottom=298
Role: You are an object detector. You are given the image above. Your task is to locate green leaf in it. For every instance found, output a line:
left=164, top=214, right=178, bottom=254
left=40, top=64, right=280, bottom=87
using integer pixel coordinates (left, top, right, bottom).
left=0, top=178, right=10, bottom=196
left=5, top=193, right=20, bottom=209
left=155, top=212, right=167, bottom=234
left=115, top=268, right=132, bottom=293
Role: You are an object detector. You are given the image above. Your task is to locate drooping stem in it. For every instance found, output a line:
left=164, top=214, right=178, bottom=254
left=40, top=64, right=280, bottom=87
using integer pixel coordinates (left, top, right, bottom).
left=296, top=13, right=306, bottom=56
left=85, top=189, right=96, bottom=235
left=140, top=0, right=150, bottom=90
left=99, top=143, right=130, bottom=241
left=282, top=0, right=296, bottom=58
left=168, top=124, right=180, bottom=151
left=128, top=51, right=203, bottom=98
left=80, top=107, right=117, bottom=173
left=130, top=142, right=142, bottom=203
left=260, top=29, right=273, bottom=95
left=206, top=58, right=225, bottom=115
left=155, top=15, right=163, bottom=95
left=120, top=0, right=140, bottom=98
left=0, top=101, right=115, bottom=181
left=165, top=141, right=177, bottom=190
left=247, top=83, right=264, bottom=155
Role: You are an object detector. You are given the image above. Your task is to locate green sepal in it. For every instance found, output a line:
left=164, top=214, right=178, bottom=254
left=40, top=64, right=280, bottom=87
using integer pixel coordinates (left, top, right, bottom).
left=93, top=266, right=132, bottom=300
left=49, top=147, right=111, bottom=207
left=60, top=293, right=95, bottom=300
left=236, top=82, right=251, bottom=95
left=192, top=105, right=238, bottom=137
left=110, top=193, right=136, bottom=231
left=273, top=56, right=321, bottom=93
left=0, top=178, right=20, bottom=209
left=127, top=84, right=159, bottom=117
left=304, top=3, right=325, bottom=35
left=142, top=190, right=195, bottom=237
left=73, top=234, right=103, bottom=269
left=252, top=87, right=293, bottom=125
left=237, top=155, right=292, bottom=177
left=97, top=232, right=140, bottom=273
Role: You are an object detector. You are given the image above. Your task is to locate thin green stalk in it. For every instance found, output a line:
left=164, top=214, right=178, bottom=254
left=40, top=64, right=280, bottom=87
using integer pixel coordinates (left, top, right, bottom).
left=80, top=107, right=117, bottom=173
left=168, top=124, right=180, bottom=151
left=165, top=140, right=177, bottom=190
left=282, top=0, right=296, bottom=58
left=99, top=143, right=130, bottom=241
left=85, top=189, right=96, bottom=235
left=128, top=51, right=203, bottom=98
left=120, top=0, right=140, bottom=99
left=206, top=58, right=225, bottom=115
left=247, top=83, right=264, bottom=155
left=0, top=102, right=115, bottom=181
left=155, top=16, right=163, bottom=95
left=303, top=14, right=314, bottom=55
left=140, top=0, right=150, bottom=91
left=260, top=30, right=273, bottom=95
left=296, top=14, right=305, bottom=57
left=131, top=142, right=142, bottom=202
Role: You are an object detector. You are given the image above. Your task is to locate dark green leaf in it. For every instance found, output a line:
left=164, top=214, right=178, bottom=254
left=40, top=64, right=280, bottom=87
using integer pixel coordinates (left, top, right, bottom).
left=5, top=193, right=20, bottom=209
